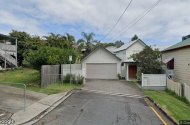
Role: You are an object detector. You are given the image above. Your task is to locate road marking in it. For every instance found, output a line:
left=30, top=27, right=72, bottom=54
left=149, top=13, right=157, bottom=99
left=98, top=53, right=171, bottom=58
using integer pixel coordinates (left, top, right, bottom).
left=145, top=100, right=167, bottom=125
left=81, top=88, right=147, bottom=98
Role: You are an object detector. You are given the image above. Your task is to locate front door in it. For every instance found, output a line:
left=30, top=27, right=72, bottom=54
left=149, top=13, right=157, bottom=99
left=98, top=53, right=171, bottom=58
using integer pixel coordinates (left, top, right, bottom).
left=129, top=65, right=137, bottom=79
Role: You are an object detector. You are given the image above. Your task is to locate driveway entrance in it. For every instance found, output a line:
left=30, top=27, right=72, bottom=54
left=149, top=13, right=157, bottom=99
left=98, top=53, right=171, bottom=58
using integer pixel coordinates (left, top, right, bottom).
left=84, top=80, right=145, bottom=96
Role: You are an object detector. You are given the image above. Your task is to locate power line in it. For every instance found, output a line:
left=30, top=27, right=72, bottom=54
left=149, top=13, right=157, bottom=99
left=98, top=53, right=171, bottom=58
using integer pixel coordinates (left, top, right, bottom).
left=110, top=0, right=161, bottom=42
left=99, top=0, right=133, bottom=41
left=105, top=0, right=160, bottom=42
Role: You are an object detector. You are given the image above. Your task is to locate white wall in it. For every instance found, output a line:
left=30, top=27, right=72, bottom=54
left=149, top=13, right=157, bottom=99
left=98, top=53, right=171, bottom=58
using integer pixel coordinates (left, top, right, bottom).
left=142, top=74, right=166, bottom=89
left=116, top=50, right=126, bottom=61
left=81, top=48, right=121, bottom=77
left=125, top=41, right=145, bottom=61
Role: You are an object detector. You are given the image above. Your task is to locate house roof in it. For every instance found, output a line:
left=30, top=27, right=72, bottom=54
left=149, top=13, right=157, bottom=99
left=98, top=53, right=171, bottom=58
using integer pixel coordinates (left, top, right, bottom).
left=0, top=34, right=17, bottom=40
left=152, top=44, right=175, bottom=51
left=162, top=38, right=190, bottom=52
left=114, top=39, right=146, bottom=52
left=81, top=46, right=121, bottom=62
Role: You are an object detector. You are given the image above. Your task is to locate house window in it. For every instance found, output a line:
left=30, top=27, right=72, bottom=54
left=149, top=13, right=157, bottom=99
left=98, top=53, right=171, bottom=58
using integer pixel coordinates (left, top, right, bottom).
left=167, top=59, right=174, bottom=69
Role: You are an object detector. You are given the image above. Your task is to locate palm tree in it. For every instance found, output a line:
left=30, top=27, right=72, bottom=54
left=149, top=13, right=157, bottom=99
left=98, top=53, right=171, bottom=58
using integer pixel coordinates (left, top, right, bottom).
left=77, top=32, right=98, bottom=54
left=64, top=33, right=76, bottom=49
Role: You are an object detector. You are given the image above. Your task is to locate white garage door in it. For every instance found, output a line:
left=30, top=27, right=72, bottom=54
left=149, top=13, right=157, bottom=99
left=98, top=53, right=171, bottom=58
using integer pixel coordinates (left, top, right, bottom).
left=86, top=63, right=117, bottom=79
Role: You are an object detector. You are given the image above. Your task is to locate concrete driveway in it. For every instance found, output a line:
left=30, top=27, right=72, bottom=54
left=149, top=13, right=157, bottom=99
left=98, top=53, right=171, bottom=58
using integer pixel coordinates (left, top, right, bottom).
left=84, top=79, right=145, bottom=96
left=0, top=85, right=47, bottom=113
left=34, top=91, right=165, bottom=125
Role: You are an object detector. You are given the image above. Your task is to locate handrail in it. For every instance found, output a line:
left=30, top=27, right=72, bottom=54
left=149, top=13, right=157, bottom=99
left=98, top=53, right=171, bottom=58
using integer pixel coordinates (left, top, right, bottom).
left=0, top=51, right=17, bottom=66
left=0, top=82, right=26, bottom=112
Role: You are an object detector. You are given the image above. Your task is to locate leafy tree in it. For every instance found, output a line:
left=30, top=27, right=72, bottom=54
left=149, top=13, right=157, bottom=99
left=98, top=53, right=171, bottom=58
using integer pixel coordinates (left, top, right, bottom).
left=26, top=46, right=78, bottom=70
left=77, top=32, right=98, bottom=55
left=129, top=46, right=164, bottom=74
left=115, top=40, right=124, bottom=48
left=9, top=30, right=31, bottom=65
left=131, top=34, right=138, bottom=41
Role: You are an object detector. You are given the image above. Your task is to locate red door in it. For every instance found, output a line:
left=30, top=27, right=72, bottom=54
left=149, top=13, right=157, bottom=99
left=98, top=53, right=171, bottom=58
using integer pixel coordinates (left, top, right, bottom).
left=129, top=65, right=137, bottom=79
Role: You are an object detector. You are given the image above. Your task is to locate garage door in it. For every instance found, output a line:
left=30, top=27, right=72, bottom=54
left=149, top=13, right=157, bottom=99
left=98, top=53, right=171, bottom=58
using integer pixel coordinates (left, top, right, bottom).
left=86, top=63, right=117, bottom=79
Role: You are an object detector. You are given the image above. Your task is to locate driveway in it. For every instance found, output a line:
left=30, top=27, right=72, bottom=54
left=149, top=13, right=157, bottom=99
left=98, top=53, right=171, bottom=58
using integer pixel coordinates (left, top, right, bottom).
left=84, top=79, right=145, bottom=96
left=0, top=85, right=47, bottom=114
left=34, top=91, right=165, bottom=125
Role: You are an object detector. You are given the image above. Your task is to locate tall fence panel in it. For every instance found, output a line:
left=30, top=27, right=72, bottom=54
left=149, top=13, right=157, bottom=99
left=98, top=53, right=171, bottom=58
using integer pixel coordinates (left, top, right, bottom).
left=167, top=78, right=190, bottom=102
left=41, top=65, right=60, bottom=88
left=61, top=64, right=85, bottom=76
left=142, top=73, right=166, bottom=90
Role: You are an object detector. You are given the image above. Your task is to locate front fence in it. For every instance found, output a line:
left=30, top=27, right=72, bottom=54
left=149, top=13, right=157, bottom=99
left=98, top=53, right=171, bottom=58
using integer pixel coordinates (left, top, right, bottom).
left=141, top=73, right=166, bottom=90
left=167, top=78, right=190, bottom=102
left=41, top=65, right=60, bottom=88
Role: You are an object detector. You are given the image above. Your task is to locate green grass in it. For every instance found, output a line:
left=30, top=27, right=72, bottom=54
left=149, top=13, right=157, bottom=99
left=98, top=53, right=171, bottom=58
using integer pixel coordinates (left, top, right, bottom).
left=144, top=90, right=190, bottom=122
left=0, top=68, right=83, bottom=95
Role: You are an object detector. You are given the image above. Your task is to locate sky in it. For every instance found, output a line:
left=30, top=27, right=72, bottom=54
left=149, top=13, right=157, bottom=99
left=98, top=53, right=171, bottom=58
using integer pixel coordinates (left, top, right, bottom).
left=0, top=0, right=190, bottom=46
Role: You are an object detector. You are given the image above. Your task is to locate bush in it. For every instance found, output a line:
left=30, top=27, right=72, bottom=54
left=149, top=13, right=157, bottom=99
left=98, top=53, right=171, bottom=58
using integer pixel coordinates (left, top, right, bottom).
left=64, top=74, right=71, bottom=83
left=136, top=71, right=142, bottom=80
left=63, top=73, right=84, bottom=84
left=117, top=73, right=121, bottom=79
left=77, top=75, right=84, bottom=85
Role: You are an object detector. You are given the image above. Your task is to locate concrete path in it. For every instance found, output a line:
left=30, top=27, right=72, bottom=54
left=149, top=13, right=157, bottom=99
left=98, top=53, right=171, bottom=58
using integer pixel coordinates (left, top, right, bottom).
left=34, top=91, right=167, bottom=125
left=84, top=79, right=145, bottom=96
left=0, top=85, right=47, bottom=113
left=11, top=92, right=68, bottom=125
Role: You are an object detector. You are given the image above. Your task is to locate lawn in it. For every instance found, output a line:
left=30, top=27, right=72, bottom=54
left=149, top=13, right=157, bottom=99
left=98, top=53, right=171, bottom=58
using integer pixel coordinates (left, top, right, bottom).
left=0, top=68, right=83, bottom=95
left=144, top=90, right=190, bottom=122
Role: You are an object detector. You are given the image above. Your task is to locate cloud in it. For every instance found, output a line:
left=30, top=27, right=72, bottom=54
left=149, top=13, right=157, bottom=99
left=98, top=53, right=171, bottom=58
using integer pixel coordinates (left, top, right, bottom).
left=0, top=0, right=190, bottom=45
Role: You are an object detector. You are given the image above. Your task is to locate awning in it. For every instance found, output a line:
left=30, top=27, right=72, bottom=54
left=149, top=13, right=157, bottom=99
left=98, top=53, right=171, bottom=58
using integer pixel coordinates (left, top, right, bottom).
left=163, top=57, right=173, bottom=63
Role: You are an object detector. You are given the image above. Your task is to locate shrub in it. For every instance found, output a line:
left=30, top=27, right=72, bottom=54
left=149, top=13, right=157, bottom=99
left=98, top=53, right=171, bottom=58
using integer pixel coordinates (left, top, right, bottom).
left=117, top=73, right=121, bottom=79
left=76, top=75, right=84, bottom=85
left=136, top=71, right=142, bottom=80
left=64, top=73, right=71, bottom=83
left=63, top=74, right=84, bottom=84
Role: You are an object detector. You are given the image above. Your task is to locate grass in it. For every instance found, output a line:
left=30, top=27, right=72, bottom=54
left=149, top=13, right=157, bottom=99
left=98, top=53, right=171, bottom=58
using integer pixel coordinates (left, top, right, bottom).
left=144, top=90, right=190, bottom=122
left=0, top=68, right=83, bottom=95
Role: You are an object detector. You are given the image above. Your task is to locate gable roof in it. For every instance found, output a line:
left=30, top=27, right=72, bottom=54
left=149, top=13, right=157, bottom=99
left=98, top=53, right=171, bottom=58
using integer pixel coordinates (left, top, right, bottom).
left=114, top=39, right=146, bottom=52
left=81, top=46, right=121, bottom=62
left=162, top=38, right=190, bottom=52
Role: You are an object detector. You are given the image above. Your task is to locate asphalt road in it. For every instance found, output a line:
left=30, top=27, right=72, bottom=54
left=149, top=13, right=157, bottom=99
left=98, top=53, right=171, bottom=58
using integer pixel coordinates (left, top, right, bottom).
left=34, top=91, right=164, bottom=125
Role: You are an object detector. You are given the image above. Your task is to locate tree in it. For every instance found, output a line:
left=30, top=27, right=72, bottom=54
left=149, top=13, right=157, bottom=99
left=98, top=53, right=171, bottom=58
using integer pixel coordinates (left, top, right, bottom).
left=43, top=33, right=67, bottom=48
left=115, top=40, right=124, bottom=48
left=26, top=46, right=78, bottom=70
left=9, top=30, right=32, bottom=66
left=64, top=33, right=76, bottom=49
left=129, top=46, right=164, bottom=74
left=131, top=34, right=138, bottom=41
left=77, top=32, right=98, bottom=55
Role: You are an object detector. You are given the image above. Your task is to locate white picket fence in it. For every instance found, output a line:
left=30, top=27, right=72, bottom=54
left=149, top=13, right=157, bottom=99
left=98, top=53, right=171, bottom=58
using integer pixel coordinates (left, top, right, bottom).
left=141, top=73, right=166, bottom=90
left=167, top=78, right=190, bottom=102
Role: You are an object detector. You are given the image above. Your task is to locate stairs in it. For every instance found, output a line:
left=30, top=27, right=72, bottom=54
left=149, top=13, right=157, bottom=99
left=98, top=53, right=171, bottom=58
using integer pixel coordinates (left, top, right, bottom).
left=0, top=49, right=17, bottom=67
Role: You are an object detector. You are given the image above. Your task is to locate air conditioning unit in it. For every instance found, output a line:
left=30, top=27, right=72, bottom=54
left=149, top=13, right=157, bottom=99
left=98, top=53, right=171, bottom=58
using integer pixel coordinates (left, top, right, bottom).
left=167, top=70, right=174, bottom=80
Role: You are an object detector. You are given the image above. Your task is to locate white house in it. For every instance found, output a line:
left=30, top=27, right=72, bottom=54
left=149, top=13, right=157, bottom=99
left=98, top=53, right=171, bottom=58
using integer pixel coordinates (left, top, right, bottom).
left=81, top=39, right=147, bottom=81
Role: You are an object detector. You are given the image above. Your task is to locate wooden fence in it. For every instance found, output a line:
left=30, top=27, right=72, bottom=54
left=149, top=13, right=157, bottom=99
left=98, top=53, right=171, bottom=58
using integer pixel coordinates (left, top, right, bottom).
left=167, top=78, right=190, bottom=102
left=41, top=65, right=60, bottom=88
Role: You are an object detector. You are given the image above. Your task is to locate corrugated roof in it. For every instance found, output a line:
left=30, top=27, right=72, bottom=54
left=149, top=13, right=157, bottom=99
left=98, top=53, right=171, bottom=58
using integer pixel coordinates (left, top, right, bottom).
left=163, top=38, right=190, bottom=52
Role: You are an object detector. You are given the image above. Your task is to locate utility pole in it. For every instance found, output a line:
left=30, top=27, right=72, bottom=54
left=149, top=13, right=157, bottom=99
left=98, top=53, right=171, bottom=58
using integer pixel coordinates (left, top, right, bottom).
left=69, top=55, right=72, bottom=84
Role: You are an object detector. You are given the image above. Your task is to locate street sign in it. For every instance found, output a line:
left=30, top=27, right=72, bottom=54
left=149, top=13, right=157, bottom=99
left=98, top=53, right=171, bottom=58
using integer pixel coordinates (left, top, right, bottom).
left=69, top=56, right=72, bottom=61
